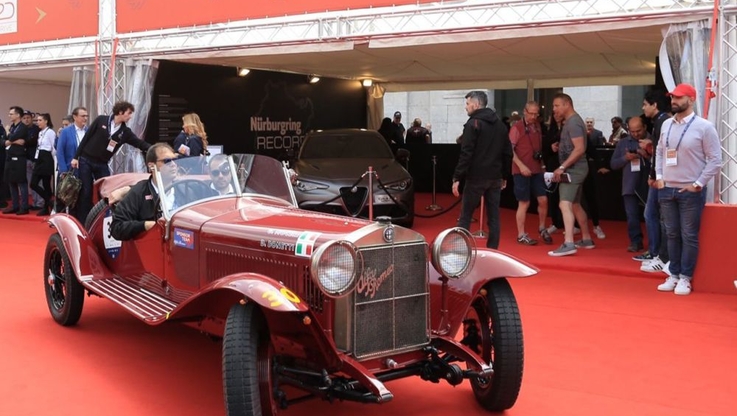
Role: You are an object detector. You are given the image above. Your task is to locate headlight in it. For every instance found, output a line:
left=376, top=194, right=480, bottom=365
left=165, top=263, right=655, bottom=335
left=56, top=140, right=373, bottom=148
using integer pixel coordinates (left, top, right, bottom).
left=295, top=179, right=329, bottom=192
left=431, top=228, right=475, bottom=279
left=384, top=178, right=411, bottom=191
left=310, top=241, right=360, bottom=297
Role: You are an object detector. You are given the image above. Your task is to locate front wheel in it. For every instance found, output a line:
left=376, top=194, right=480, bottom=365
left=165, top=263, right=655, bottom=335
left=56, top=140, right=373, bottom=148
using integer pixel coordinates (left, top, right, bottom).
left=44, top=233, right=85, bottom=326
left=467, top=278, right=524, bottom=411
left=222, top=303, right=279, bottom=416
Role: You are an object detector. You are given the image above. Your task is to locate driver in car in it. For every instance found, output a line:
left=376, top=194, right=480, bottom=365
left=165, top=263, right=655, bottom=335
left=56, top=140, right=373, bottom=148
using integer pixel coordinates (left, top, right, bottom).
left=109, top=143, right=179, bottom=241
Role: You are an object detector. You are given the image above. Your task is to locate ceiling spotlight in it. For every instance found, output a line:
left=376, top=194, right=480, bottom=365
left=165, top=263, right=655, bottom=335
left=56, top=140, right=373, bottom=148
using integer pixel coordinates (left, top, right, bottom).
left=237, top=67, right=250, bottom=77
left=308, top=75, right=320, bottom=84
left=362, top=79, right=373, bottom=87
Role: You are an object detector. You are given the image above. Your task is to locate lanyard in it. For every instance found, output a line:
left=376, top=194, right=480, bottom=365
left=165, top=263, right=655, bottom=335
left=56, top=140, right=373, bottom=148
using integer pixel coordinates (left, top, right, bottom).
left=665, top=115, right=696, bottom=151
left=9, top=123, right=19, bottom=135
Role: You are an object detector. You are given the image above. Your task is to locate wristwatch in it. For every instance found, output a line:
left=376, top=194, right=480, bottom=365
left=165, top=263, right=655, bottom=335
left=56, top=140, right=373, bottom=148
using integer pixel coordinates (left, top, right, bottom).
left=557, top=165, right=566, bottom=171
left=692, top=182, right=703, bottom=190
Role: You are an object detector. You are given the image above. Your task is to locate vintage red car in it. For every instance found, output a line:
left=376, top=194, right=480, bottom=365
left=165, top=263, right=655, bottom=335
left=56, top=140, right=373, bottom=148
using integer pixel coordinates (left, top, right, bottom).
left=43, top=154, right=536, bottom=415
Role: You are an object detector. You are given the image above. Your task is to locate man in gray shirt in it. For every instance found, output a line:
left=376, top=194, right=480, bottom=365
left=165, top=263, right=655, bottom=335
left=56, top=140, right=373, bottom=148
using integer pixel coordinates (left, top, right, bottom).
left=548, top=93, right=595, bottom=256
left=654, top=83, right=721, bottom=295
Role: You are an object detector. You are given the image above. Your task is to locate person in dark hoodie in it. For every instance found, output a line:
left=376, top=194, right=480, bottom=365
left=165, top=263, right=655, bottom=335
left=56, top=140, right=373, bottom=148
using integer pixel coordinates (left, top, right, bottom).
left=452, top=90, right=512, bottom=249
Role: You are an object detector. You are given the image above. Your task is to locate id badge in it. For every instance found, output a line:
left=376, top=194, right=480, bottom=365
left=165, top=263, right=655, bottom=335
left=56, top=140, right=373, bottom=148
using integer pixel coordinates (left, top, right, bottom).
left=34, top=148, right=40, bottom=159
left=107, top=139, right=118, bottom=152
left=666, top=149, right=677, bottom=167
left=630, top=158, right=640, bottom=172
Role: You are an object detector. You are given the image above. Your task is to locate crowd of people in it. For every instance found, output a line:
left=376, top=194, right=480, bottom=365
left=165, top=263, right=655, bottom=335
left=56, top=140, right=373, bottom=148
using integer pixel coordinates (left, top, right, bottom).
left=448, top=85, right=720, bottom=296
left=1, top=101, right=210, bottom=225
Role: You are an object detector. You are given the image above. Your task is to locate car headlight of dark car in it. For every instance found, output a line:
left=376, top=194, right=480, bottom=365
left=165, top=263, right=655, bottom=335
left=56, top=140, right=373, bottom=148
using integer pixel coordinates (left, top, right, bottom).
left=431, top=228, right=475, bottom=279
left=310, top=240, right=360, bottom=297
left=383, top=178, right=412, bottom=192
left=295, top=179, right=330, bottom=192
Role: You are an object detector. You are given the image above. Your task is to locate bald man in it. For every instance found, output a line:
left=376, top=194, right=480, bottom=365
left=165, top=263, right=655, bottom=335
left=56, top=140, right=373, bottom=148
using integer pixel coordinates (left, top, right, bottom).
left=610, top=117, right=650, bottom=253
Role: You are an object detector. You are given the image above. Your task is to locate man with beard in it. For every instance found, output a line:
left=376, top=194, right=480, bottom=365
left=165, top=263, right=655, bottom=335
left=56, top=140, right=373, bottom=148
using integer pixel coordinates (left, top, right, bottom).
left=110, top=143, right=179, bottom=241
left=452, top=90, right=512, bottom=249
left=208, top=154, right=235, bottom=195
left=548, top=93, right=595, bottom=256
left=654, top=83, right=721, bottom=295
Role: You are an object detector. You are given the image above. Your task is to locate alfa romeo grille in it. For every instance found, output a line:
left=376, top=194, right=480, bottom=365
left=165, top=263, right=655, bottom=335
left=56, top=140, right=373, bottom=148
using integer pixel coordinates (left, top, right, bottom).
left=340, top=186, right=367, bottom=216
left=352, top=242, right=429, bottom=358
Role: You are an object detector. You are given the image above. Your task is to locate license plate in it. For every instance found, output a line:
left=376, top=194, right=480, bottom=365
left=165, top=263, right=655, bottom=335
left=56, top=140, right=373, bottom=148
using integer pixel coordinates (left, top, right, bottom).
left=374, top=194, right=393, bottom=204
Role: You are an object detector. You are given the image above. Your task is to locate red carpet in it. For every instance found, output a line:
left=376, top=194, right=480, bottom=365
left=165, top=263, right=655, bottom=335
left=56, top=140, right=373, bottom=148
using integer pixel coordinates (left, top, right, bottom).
left=1, top=200, right=736, bottom=416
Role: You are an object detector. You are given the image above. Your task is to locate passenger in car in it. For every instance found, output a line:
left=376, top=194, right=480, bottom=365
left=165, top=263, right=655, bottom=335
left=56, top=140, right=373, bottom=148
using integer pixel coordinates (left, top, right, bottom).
left=208, top=154, right=235, bottom=195
left=109, top=143, right=179, bottom=240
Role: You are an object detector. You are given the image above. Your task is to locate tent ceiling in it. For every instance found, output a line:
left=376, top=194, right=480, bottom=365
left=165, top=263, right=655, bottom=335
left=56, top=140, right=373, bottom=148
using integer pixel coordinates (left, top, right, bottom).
left=172, top=24, right=669, bottom=91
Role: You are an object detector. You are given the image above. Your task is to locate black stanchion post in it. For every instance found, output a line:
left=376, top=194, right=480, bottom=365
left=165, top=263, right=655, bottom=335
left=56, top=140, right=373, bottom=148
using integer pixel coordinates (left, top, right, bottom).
left=426, top=155, right=442, bottom=211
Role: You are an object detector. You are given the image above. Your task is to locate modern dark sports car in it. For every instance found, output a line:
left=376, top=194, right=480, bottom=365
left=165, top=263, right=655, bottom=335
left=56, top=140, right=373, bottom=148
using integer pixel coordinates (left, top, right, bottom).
left=43, top=154, right=535, bottom=415
left=291, top=129, right=415, bottom=227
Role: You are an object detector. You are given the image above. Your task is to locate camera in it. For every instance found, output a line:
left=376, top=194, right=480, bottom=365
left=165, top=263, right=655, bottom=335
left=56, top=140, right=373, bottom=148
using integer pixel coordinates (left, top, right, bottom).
left=533, top=151, right=543, bottom=161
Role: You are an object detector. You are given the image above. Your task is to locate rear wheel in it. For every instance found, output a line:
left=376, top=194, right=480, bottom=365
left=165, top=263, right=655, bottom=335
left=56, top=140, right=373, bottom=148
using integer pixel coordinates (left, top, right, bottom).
left=467, top=278, right=524, bottom=411
left=44, top=233, right=85, bottom=326
left=222, top=303, right=278, bottom=416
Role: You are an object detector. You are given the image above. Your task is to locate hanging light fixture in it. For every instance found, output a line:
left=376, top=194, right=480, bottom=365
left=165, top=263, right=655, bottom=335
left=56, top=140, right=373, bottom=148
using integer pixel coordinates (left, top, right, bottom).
left=237, top=67, right=250, bottom=77
left=308, top=74, right=320, bottom=84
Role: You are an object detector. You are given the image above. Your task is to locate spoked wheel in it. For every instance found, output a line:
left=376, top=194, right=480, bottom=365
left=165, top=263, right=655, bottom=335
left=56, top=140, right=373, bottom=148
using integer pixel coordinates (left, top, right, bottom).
left=465, top=278, right=524, bottom=411
left=223, top=303, right=279, bottom=416
left=44, top=233, right=85, bottom=326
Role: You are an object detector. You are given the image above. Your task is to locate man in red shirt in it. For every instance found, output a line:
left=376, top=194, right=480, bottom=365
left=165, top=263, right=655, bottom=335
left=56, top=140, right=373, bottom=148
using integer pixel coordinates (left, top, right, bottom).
left=509, top=101, right=552, bottom=245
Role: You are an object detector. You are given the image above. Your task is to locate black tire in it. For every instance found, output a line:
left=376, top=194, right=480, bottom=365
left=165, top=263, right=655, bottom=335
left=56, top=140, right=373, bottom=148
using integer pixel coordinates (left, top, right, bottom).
left=468, top=278, right=524, bottom=411
left=84, top=199, right=108, bottom=231
left=222, top=303, right=278, bottom=416
left=43, top=233, right=85, bottom=326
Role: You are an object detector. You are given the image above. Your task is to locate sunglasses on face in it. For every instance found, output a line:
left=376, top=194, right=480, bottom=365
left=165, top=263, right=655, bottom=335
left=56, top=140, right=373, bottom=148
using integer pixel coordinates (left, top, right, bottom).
left=157, top=157, right=178, bottom=165
left=210, top=167, right=231, bottom=177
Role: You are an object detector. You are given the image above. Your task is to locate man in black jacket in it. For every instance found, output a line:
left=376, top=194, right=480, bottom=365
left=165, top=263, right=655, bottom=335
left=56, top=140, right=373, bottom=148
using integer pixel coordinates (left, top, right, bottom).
left=3, top=106, right=30, bottom=215
left=452, top=91, right=513, bottom=249
left=71, top=101, right=151, bottom=224
left=110, top=143, right=177, bottom=241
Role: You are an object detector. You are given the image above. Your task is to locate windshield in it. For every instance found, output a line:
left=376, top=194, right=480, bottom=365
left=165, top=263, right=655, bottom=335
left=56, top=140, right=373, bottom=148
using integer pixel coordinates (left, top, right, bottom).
left=300, top=132, right=394, bottom=159
left=153, top=154, right=296, bottom=218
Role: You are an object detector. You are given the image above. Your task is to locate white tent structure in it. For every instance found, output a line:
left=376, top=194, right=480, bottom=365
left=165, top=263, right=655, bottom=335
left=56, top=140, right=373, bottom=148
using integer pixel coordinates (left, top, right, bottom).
left=0, top=0, right=735, bottom=201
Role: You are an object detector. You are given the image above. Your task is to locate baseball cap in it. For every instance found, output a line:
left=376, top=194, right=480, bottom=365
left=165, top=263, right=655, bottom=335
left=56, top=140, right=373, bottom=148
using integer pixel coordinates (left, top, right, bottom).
left=23, top=110, right=34, bottom=116
left=667, top=83, right=697, bottom=100
left=394, top=111, right=401, bottom=118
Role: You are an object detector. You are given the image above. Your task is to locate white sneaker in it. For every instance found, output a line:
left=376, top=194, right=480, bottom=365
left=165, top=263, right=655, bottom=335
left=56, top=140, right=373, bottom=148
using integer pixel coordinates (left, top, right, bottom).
left=641, top=257, right=666, bottom=273
left=674, top=278, right=692, bottom=295
left=662, top=261, right=671, bottom=276
left=546, top=225, right=559, bottom=235
left=593, top=225, right=606, bottom=239
left=657, top=276, right=680, bottom=292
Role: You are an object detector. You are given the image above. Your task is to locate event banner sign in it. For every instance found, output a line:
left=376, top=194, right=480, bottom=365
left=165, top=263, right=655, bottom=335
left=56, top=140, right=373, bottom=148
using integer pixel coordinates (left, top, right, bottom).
left=0, top=0, right=97, bottom=45
left=149, top=61, right=366, bottom=160
left=117, top=0, right=435, bottom=33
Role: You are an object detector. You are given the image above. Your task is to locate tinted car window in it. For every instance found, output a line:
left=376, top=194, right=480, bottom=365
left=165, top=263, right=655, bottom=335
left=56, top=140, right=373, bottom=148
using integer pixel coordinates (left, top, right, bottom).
left=301, top=133, right=394, bottom=159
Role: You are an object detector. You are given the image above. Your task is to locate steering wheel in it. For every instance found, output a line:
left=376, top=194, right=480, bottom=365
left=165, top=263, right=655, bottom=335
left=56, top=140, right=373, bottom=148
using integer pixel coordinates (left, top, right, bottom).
left=164, top=179, right=217, bottom=210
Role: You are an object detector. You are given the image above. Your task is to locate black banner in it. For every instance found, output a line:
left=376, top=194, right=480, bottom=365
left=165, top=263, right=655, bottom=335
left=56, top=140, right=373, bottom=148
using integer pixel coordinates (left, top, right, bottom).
left=148, top=60, right=367, bottom=159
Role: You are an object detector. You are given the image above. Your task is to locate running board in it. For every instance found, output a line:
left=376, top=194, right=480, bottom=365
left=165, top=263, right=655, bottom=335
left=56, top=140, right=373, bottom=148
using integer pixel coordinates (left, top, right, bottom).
left=84, top=278, right=178, bottom=324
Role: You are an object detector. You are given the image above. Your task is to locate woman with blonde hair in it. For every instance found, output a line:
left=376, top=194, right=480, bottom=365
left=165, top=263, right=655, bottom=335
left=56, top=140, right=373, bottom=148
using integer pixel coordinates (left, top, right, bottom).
left=173, top=112, right=209, bottom=157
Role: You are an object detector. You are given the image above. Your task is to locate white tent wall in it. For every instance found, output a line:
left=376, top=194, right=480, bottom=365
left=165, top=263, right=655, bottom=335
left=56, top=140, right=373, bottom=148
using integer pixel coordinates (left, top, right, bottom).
left=0, top=79, right=71, bottom=129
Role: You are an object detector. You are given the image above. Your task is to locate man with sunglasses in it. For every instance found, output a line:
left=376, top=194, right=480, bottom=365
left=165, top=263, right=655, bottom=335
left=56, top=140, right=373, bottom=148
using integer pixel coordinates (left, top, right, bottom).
left=208, top=154, right=235, bottom=195
left=110, top=144, right=179, bottom=241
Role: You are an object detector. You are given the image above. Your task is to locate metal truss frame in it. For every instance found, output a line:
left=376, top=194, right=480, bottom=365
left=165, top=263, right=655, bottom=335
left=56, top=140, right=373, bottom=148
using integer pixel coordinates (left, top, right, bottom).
left=0, top=0, right=722, bottom=67
left=716, top=2, right=737, bottom=203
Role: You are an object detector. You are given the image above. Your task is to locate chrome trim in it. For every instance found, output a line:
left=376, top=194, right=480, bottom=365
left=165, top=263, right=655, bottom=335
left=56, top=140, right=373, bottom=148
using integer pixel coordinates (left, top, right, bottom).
left=309, top=240, right=360, bottom=297
left=431, top=227, right=476, bottom=279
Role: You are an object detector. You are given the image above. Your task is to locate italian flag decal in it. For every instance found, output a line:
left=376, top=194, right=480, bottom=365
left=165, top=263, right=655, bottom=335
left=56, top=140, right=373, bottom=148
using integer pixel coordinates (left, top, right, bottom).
left=295, top=232, right=321, bottom=257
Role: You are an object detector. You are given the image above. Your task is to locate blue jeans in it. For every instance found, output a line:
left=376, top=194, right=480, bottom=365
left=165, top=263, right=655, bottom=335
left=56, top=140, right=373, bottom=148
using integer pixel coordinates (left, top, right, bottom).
left=658, top=187, right=707, bottom=279
left=9, top=181, right=29, bottom=211
left=77, top=157, right=110, bottom=224
left=644, top=186, right=660, bottom=256
left=623, top=194, right=643, bottom=246
left=457, top=179, right=502, bottom=249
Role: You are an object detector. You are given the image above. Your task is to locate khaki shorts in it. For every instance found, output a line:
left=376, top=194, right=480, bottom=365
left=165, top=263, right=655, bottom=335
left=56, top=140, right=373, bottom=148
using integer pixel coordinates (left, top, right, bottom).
left=559, top=164, right=588, bottom=203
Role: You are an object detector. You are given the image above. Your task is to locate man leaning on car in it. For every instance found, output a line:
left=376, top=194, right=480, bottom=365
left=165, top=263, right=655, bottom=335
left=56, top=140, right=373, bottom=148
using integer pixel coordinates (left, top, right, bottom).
left=109, top=143, right=178, bottom=241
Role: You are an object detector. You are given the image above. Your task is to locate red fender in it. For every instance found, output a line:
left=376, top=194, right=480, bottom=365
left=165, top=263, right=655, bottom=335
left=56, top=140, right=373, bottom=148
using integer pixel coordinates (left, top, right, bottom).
left=171, top=273, right=342, bottom=369
left=429, top=247, right=538, bottom=335
left=47, top=214, right=112, bottom=281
